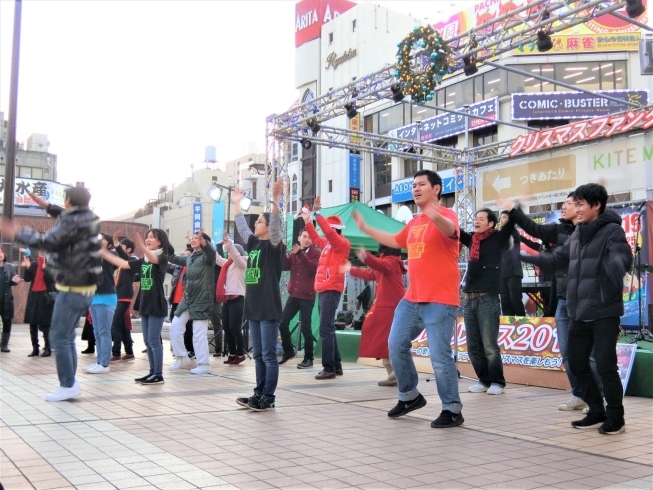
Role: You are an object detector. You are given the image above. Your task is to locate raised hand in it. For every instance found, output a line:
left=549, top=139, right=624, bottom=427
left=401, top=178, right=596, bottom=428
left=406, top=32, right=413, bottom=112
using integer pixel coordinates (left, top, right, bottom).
left=11, top=275, right=22, bottom=284
left=133, top=231, right=146, bottom=251
left=355, top=247, right=368, bottom=263
left=272, top=179, right=283, bottom=202
left=0, top=218, right=17, bottom=241
left=291, top=243, right=300, bottom=254
left=301, top=205, right=311, bottom=224
left=313, top=196, right=321, bottom=212
left=21, top=256, right=31, bottom=268
left=339, top=261, right=352, bottom=274
left=498, top=198, right=514, bottom=212
left=423, top=200, right=443, bottom=222
left=113, top=228, right=124, bottom=247
left=352, top=211, right=365, bottom=230
left=232, top=187, right=243, bottom=204
left=27, top=191, right=48, bottom=210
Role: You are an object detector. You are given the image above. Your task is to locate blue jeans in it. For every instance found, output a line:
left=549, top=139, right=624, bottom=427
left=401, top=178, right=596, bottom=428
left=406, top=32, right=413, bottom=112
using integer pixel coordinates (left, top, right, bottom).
left=464, top=294, right=505, bottom=388
left=50, top=291, right=93, bottom=388
left=89, top=304, right=115, bottom=367
left=249, top=320, right=280, bottom=401
left=555, top=300, right=603, bottom=398
left=318, top=291, right=342, bottom=373
left=141, top=315, right=165, bottom=376
left=388, top=299, right=462, bottom=413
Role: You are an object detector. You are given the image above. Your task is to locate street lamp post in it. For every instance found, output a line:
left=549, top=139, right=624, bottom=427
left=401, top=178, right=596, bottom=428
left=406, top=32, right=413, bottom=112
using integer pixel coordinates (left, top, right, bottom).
left=208, top=183, right=251, bottom=236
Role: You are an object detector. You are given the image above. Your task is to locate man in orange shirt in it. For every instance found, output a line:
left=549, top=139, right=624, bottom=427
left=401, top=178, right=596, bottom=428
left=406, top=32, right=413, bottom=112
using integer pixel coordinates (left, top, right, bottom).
left=354, top=170, right=463, bottom=428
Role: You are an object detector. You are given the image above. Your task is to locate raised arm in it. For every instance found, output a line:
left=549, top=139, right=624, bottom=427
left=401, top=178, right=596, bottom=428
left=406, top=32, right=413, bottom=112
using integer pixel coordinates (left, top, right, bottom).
left=423, top=201, right=457, bottom=238
left=268, top=179, right=283, bottom=247
left=506, top=202, right=558, bottom=244
left=349, top=266, right=377, bottom=282
left=101, top=247, right=131, bottom=269
left=521, top=237, right=570, bottom=271
left=356, top=248, right=395, bottom=275
left=352, top=211, right=401, bottom=249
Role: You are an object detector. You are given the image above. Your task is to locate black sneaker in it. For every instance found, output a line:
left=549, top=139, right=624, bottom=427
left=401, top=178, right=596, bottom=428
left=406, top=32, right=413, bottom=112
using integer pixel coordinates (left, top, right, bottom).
left=134, top=373, right=153, bottom=383
left=297, top=359, right=313, bottom=369
left=335, top=367, right=343, bottom=376
left=236, top=394, right=260, bottom=408
left=598, top=418, right=626, bottom=435
left=278, top=350, right=296, bottom=365
left=139, top=375, right=165, bottom=385
left=431, top=410, right=464, bottom=428
left=571, top=411, right=607, bottom=429
left=387, top=394, right=427, bottom=418
left=248, top=396, right=275, bottom=411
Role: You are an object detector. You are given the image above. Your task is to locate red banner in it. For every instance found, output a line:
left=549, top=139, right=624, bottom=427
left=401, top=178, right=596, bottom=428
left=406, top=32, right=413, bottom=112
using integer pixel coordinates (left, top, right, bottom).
left=295, top=0, right=357, bottom=47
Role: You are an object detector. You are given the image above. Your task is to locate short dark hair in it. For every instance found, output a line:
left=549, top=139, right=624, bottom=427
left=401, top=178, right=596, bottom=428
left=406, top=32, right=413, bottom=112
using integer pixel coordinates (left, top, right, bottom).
left=120, top=238, right=135, bottom=253
left=101, top=233, right=114, bottom=247
left=261, top=212, right=271, bottom=226
left=65, top=186, right=91, bottom=207
left=194, top=231, right=211, bottom=243
left=413, top=169, right=443, bottom=200
left=378, top=244, right=402, bottom=257
left=145, top=228, right=174, bottom=255
left=476, top=208, right=498, bottom=228
left=567, top=191, right=576, bottom=199
left=575, top=183, right=608, bottom=213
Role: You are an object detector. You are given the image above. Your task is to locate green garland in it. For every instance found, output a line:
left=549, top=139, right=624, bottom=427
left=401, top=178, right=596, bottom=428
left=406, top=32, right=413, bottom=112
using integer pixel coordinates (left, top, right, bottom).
left=394, top=25, right=450, bottom=104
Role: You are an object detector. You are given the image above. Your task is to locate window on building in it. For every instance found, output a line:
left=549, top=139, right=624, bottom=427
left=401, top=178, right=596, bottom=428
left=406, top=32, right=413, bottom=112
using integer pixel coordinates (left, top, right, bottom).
left=352, top=19, right=356, bottom=32
left=252, top=181, right=257, bottom=200
left=378, top=104, right=404, bottom=134
left=376, top=204, right=391, bottom=216
left=403, top=158, right=417, bottom=178
left=483, top=71, right=504, bottom=99
left=441, top=194, right=455, bottom=208
left=607, top=192, right=631, bottom=203
left=434, top=135, right=458, bottom=148
left=328, top=180, right=333, bottom=192
left=291, top=142, right=299, bottom=161
left=527, top=119, right=570, bottom=129
left=374, top=155, right=392, bottom=186
left=411, top=104, right=437, bottom=123
left=329, top=32, right=333, bottom=45
left=473, top=126, right=498, bottom=147
left=454, top=78, right=474, bottom=107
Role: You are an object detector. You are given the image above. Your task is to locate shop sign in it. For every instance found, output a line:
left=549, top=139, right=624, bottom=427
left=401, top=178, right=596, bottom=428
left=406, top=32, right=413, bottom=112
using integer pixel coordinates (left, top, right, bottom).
left=348, top=151, right=360, bottom=188
left=512, top=90, right=648, bottom=120
left=391, top=97, right=498, bottom=143
left=192, top=203, right=202, bottom=234
left=0, top=177, right=67, bottom=207
left=513, top=33, right=641, bottom=55
left=510, top=106, right=653, bottom=158
left=295, top=0, right=357, bottom=48
left=391, top=168, right=460, bottom=203
left=325, top=48, right=357, bottom=70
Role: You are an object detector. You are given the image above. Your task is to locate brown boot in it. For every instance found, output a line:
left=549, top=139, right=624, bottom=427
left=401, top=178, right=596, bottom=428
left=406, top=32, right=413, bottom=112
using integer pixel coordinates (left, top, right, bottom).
left=1, top=332, right=10, bottom=353
left=378, top=358, right=397, bottom=386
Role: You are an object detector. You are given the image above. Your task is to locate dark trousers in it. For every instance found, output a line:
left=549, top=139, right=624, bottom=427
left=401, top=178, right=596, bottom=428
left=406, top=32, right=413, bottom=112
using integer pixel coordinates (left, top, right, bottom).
left=500, top=276, right=525, bottom=316
left=318, top=291, right=342, bottom=373
left=568, top=317, right=624, bottom=422
left=279, top=296, right=315, bottom=360
left=29, top=323, right=50, bottom=349
left=223, top=296, right=245, bottom=356
left=111, top=301, right=134, bottom=356
left=1, top=316, right=12, bottom=335
left=464, top=294, right=506, bottom=387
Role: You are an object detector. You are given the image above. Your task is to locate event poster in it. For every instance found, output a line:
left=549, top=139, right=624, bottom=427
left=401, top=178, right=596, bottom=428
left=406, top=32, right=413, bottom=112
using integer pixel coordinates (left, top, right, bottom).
left=520, top=202, right=648, bottom=328
left=411, top=316, right=564, bottom=371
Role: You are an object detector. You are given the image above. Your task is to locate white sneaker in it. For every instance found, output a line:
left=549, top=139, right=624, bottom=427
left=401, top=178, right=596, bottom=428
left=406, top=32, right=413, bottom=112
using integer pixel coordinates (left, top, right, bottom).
left=558, top=396, right=588, bottom=411
left=169, top=355, right=192, bottom=371
left=190, top=364, right=212, bottom=375
left=45, top=381, right=81, bottom=402
left=85, top=363, right=109, bottom=374
left=468, top=383, right=488, bottom=393
left=487, top=383, right=505, bottom=395
left=582, top=398, right=606, bottom=414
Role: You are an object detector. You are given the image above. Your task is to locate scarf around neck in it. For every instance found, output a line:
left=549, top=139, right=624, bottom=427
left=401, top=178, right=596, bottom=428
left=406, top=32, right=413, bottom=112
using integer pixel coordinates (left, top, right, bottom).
left=469, top=228, right=495, bottom=261
left=144, top=248, right=163, bottom=263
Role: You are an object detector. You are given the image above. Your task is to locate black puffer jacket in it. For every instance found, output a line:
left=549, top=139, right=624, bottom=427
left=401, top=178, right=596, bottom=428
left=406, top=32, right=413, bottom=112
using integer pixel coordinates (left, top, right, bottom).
left=16, top=205, right=102, bottom=288
left=510, top=206, right=575, bottom=298
left=534, top=209, right=632, bottom=321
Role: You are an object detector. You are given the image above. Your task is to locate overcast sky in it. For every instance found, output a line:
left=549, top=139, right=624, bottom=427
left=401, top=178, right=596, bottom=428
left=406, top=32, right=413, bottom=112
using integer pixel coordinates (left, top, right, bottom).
left=0, top=0, right=472, bottom=218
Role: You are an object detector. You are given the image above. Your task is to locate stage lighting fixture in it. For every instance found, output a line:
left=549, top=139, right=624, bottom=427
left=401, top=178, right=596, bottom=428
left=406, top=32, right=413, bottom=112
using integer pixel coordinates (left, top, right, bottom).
left=537, top=30, right=553, bottom=52
left=301, top=138, right=312, bottom=150
left=390, top=84, right=404, bottom=102
left=345, top=103, right=358, bottom=119
left=626, top=0, right=645, bottom=18
left=307, top=117, right=321, bottom=134
left=463, top=56, right=478, bottom=76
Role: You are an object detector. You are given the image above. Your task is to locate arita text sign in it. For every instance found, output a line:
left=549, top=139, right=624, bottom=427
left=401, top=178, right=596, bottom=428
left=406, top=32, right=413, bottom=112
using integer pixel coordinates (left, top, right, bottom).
left=512, top=90, right=648, bottom=120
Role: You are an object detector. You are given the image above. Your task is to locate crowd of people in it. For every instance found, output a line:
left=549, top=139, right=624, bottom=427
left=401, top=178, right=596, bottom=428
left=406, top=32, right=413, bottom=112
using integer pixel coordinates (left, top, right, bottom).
left=0, top=171, right=631, bottom=435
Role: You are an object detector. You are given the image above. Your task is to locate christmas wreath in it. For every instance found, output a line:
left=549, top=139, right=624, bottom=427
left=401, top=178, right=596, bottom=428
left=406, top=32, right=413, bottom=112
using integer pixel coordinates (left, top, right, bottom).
left=394, top=25, right=450, bottom=104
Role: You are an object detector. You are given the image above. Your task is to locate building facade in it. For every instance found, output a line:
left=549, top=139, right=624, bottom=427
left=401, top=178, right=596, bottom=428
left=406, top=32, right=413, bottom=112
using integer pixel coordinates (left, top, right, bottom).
left=291, top=1, right=652, bottom=218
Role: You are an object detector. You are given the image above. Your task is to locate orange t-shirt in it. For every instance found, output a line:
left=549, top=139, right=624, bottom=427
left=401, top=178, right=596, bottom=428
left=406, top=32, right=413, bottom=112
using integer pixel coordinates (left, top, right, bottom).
left=394, top=208, right=460, bottom=306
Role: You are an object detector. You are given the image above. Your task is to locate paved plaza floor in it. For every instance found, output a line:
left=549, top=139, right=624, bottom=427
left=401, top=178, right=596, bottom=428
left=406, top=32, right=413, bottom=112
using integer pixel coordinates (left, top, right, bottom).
left=0, top=324, right=652, bottom=490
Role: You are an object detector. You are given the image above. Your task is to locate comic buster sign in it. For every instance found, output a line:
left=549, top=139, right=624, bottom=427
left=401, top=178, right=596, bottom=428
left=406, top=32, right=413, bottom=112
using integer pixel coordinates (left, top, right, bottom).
left=411, top=317, right=564, bottom=370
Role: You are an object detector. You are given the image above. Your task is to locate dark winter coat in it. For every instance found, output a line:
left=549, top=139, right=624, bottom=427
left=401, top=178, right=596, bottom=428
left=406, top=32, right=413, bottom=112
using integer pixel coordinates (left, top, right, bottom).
left=460, top=217, right=516, bottom=294
left=510, top=206, right=575, bottom=298
left=533, top=209, right=632, bottom=321
left=15, top=204, right=102, bottom=288
left=22, top=259, right=56, bottom=326
left=500, top=229, right=524, bottom=279
left=0, top=263, right=18, bottom=319
left=168, top=243, right=217, bottom=320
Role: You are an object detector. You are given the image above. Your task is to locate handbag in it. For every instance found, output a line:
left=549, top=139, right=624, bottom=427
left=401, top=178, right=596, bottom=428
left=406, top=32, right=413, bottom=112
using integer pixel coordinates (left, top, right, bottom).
left=45, top=291, right=58, bottom=306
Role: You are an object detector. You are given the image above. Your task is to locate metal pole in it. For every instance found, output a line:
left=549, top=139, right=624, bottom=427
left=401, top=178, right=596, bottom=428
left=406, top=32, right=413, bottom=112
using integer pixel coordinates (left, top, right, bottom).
left=609, top=11, right=653, bottom=32
left=3, top=0, right=23, bottom=223
left=226, top=188, right=232, bottom=236
left=485, top=61, right=643, bottom=109
left=416, top=121, right=422, bottom=171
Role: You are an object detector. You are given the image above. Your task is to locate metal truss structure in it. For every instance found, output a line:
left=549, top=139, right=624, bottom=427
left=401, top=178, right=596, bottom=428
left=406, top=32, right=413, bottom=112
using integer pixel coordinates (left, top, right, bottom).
left=264, top=0, right=640, bottom=235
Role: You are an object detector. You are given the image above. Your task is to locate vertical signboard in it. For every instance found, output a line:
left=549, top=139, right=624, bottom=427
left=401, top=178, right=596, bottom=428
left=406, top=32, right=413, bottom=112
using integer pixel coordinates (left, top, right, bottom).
left=212, top=200, right=225, bottom=244
left=192, top=203, right=202, bottom=234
